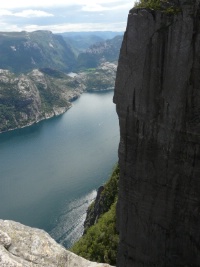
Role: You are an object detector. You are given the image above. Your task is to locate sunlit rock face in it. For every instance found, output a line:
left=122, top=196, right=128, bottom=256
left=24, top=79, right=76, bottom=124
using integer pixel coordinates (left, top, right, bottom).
left=0, top=219, right=113, bottom=267
left=0, top=69, right=83, bottom=133
left=114, top=0, right=200, bottom=266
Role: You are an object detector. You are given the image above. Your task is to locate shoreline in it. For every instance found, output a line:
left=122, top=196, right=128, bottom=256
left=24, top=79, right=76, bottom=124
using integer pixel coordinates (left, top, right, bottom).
left=0, top=105, right=71, bottom=135
left=0, top=89, right=114, bottom=135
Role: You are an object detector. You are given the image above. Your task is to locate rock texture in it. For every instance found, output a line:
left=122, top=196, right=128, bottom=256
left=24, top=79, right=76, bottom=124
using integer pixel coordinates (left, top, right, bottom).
left=0, top=61, right=118, bottom=133
left=84, top=165, right=119, bottom=233
left=84, top=186, right=104, bottom=232
left=77, top=62, right=117, bottom=92
left=114, top=0, right=200, bottom=266
left=77, top=35, right=122, bottom=70
left=0, top=219, right=113, bottom=267
left=0, top=68, right=84, bottom=133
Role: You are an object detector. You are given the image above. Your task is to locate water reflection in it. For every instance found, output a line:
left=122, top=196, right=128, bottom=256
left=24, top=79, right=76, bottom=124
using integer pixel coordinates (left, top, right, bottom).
left=0, top=91, right=119, bottom=247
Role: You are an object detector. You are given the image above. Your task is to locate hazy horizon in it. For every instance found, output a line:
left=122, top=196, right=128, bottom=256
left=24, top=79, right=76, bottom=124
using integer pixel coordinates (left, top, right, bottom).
left=0, top=0, right=136, bottom=33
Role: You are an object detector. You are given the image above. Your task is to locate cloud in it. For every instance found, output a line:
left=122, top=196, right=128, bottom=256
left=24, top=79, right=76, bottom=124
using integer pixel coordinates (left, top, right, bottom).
left=13, top=10, right=54, bottom=18
left=0, top=9, right=13, bottom=16
left=0, top=21, right=22, bottom=32
left=82, top=4, right=106, bottom=12
left=81, top=2, right=132, bottom=12
left=0, top=0, right=134, bottom=9
left=0, top=0, right=134, bottom=32
left=9, top=21, right=126, bottom=33
left=0, top=9, right=53, bottom=18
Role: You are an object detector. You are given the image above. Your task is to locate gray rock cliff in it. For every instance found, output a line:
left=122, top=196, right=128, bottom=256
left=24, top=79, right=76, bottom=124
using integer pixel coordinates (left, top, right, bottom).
left=114, top=0, right=200, bottom=266
left=0, top=220, right=113, bottom=267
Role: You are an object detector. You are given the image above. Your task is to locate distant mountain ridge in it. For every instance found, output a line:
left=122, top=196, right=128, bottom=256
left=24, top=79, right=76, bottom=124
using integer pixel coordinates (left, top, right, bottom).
left=0, top=30, right=122, bottom=133
left=0, top=31, right=76, bottom=73
left=77, top=35, right=123, bottom=70
left=0, top=31, right=123, bottom=74
left=60, top=31, right=123, bottom=52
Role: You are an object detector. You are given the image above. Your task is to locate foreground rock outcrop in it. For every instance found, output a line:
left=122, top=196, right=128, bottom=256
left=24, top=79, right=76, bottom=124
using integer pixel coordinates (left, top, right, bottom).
left=0, top=220, right=113, bottom=267
left=114, top=0, right=200, bottom=266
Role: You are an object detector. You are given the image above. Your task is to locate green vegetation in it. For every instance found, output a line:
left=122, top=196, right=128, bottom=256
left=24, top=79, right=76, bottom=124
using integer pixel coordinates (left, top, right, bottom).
left=0, top=80, right=30, bottom=131
left=36, top=83, right=68, bottom=114
left=0, top=69, right=77, bottom=132
left=39, top=68, right=66, bottom=79
left=71, top=165, right=119, bottom=265
left=71, top=202, right=119, bottom=265
left=135, top=0, right=161, bottom=9
left=135, top=0, right=181, bottom=14
left=97, top=164, right=119, bottom=213
left=84, top=164, right=119, bottom=232
left=0, top=31, right=76, bottom=73
left=84, top=68, right=97, bottom=73
left=0, top=61, right=117, bottom=132
left=84, top=67, right=116, bottom=91
left=76, top=35, right=122, bottom=71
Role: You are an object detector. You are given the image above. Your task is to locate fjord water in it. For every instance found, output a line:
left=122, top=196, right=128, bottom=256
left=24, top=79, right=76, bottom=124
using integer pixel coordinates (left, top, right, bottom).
left=0, top=91, right=119, bottom=248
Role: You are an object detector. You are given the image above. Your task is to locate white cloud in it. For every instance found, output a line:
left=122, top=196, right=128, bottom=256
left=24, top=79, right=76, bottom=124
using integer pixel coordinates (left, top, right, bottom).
left=13, top=10, right=54, bottom=18
left=9, top=22, right=126, bottom=33
left=0, top=9, right=53, bottom=18
left=0, top=22, right=22, bottom=32
left=0, top=0, right=134, bottom=32
left=82, top=4, right=106, bottom=12
left=82, top=2, right=132, bottom=12
left=0, top=0, right=134, bottom=9
left=0, top=9, right=13, bottom=16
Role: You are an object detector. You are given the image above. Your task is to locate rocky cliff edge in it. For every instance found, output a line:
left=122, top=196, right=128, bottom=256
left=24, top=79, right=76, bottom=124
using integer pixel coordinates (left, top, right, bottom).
left=0, top=220, right=113, bottom=267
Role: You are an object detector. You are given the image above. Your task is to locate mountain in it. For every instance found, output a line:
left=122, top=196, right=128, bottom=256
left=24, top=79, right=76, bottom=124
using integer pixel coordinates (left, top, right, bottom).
left=60, top=31, right=123, bottom=39
left=61, top=35, right=104, bottom=54
left=0, top=60, right=117, bottom=133
left=0, top=30, right=120, bottom=133
left=0, top=31, right=76, bottom=73
left=60, top=31, right=123, bottom=52
left=0, top=68, right=84, bottom=132
left=76, top=35, right=123, bottom=70
left=78, top=62, right=117, bottom=91
left=0, top=30, right=122, bottom=74
left=114, top=0, right=200, bottom=266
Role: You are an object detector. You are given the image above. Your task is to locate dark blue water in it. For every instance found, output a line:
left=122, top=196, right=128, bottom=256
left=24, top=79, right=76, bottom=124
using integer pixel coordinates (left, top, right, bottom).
left=0, top=91, right=119, bottom=248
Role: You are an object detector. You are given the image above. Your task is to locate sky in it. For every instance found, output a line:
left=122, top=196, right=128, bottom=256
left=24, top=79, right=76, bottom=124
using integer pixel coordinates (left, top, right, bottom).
left=0, top=0, right=136, bottom=33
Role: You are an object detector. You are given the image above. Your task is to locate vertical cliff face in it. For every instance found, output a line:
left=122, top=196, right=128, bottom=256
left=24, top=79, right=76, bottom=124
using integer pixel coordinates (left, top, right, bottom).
left=114, top=1, right=200, bottom=266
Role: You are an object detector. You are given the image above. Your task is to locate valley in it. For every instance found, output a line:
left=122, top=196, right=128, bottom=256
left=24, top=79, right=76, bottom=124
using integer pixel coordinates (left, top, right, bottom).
left=0, top=30, right=122, bottom=133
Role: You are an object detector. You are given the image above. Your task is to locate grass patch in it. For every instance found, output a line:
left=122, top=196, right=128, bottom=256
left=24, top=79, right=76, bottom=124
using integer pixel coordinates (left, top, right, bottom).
left=71, top=202, right=119, bottom=265
left=135, top=0, right=181, bottom=14
left=71, top=165, right=119, bottom=265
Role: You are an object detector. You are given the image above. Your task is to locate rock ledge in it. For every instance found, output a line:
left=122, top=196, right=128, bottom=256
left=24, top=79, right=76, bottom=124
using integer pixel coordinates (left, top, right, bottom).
left=0, top=219, right=113, bottom=267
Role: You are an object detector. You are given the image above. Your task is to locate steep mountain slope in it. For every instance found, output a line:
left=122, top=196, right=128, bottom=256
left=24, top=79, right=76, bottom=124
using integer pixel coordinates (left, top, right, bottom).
left=76, top=35, right=123, bottom=70
left=0, top=60, right=118, bottom=133
left=71, top=165, right=119, bottom=265
left=0, top=31, right=121, bottom=133
left=0, top=68, right=84, bottom=132
left=0, top=31, right=76, bottom=73
left=78, top=62, right=117, bottom=91
left=114, top=0, right=200, bottom=266
left=62, top=35, right=104, bottom=54
left=60, top=31, right=123, bottom=52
